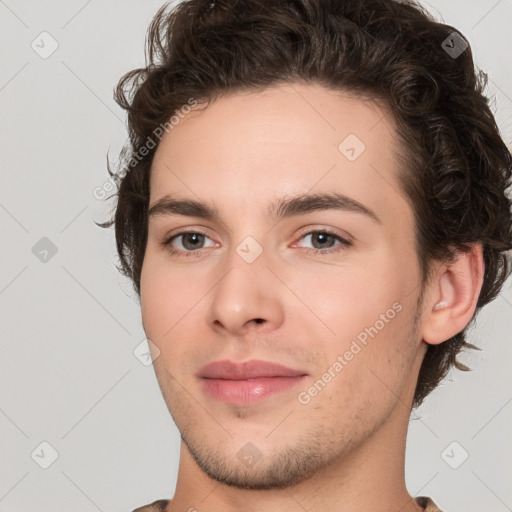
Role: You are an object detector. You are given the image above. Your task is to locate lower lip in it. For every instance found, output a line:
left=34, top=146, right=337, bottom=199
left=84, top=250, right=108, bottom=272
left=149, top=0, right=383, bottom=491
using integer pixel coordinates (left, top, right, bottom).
left=200, top=376, right=307, bottom=406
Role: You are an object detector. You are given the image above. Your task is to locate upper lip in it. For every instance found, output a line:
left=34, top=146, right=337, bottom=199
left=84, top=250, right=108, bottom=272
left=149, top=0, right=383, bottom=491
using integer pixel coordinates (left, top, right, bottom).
left=197, top=360, right=308, bottom=380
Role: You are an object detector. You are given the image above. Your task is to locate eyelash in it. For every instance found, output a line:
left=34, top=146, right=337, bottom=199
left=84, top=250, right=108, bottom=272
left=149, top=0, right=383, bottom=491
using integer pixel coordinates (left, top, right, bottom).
left=161, top=229, right=352, bottom=258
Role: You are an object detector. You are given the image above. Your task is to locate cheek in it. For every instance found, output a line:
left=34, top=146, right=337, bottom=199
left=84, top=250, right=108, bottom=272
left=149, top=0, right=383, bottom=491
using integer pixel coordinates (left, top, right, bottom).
left=140, top=266, right=205, bottom=378
left=285, top=253, right=416, bottom=376
left=296, top=282, right=416, bottom=421
left=285, top=258, right=401, bottom=338
left=140, top=257, right=196, bottom=344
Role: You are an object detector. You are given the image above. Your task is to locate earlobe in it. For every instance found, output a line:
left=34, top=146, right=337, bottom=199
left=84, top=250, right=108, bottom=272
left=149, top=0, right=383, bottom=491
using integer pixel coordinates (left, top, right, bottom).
left=422, top=243, right=484, bottom=345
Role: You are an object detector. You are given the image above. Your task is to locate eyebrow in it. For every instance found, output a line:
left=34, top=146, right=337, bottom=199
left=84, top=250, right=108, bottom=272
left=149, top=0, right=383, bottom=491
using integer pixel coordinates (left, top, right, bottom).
left=148, top=192, right=381, bottom=225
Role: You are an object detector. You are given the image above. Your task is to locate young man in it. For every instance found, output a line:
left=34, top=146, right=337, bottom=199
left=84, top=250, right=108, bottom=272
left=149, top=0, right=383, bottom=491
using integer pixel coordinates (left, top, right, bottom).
left=99, top=0, right=512, bottom=510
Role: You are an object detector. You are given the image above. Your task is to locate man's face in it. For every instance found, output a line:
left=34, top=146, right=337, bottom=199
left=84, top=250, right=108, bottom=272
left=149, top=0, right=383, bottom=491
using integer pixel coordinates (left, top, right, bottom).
left=140, top=82, right=427, bottom=489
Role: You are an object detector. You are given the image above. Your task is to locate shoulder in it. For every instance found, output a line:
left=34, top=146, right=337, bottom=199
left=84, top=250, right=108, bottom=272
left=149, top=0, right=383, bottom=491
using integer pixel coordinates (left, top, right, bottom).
left=132, top=499, right=170, bottom=512
left=416, top=496, right=445, bottom=512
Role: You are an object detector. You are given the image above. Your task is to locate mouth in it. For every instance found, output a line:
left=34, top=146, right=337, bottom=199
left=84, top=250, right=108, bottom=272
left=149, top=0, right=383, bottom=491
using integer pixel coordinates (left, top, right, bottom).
left=197, top=359, right=308, bottom=406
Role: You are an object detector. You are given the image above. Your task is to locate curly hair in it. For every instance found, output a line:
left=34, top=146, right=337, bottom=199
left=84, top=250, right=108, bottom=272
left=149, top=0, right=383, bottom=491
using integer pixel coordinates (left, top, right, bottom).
left=97, top=0, right=512, bottom=409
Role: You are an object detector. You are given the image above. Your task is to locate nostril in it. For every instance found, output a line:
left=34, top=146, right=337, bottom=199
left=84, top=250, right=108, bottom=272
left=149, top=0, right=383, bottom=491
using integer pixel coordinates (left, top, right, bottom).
left=253, top=318, right=264, bottom=324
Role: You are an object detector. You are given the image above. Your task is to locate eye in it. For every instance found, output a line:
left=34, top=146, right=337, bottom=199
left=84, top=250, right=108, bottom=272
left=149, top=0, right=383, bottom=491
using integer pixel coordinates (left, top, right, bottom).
left=161, top=228, right=352, bottom=259
left=163, top=230, right=217, bottom=256
left=294, top=230, right=352, bottom=255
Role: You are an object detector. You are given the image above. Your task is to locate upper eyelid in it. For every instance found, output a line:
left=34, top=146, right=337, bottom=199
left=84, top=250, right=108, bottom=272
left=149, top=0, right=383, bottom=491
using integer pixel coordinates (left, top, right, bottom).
left=164, top=226, right=216, bottom=241
left=291, top=231, right=352, bottom=249
left=294, top=225, right=351, bottom=239
left=167, top=230, right=218, bottom=246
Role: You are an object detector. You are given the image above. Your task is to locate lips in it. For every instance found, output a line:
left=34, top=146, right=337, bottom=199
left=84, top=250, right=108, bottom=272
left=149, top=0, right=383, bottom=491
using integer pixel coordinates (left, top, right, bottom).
left=197, top=360, right=309, bottom=406
left=197, top=359, right=307, bottom=380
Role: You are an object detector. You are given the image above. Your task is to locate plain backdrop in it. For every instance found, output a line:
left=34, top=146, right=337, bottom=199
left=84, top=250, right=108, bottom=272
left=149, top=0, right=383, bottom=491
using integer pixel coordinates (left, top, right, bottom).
left=1, top=1, right=511, bottom=511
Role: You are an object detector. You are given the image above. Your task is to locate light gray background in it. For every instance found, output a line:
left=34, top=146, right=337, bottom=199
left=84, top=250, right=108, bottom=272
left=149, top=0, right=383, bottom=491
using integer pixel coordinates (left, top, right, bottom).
left=1, top=1, right=511, bottom=511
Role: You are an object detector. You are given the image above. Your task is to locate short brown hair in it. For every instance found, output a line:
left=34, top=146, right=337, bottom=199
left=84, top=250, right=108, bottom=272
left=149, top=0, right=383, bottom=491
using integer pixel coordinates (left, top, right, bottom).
left=98, top=0, right=512, bottom=409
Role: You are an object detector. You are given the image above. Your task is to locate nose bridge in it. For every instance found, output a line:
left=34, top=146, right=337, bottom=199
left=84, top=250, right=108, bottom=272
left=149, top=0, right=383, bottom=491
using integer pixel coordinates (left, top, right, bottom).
left=205, top=236, right=283, bottom=334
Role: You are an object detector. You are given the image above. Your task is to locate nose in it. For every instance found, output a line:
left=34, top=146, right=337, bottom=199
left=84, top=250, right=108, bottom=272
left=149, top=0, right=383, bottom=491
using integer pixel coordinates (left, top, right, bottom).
left=205, top=249, right=285, bottom=337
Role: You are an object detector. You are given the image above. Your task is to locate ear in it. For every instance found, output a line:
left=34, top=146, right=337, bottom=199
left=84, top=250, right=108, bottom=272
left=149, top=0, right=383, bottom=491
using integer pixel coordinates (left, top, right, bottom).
left=421, top=243, right=485, bottom=345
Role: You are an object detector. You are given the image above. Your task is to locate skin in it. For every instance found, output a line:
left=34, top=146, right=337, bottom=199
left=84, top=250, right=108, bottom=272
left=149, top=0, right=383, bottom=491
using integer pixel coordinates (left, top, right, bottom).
left=140, top=81, right=484, bottom=512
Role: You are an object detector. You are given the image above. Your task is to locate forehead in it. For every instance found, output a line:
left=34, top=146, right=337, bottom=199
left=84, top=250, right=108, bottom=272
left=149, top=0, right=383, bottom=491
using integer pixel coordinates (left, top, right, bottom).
left=149, top=82, right=407, bottom=225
